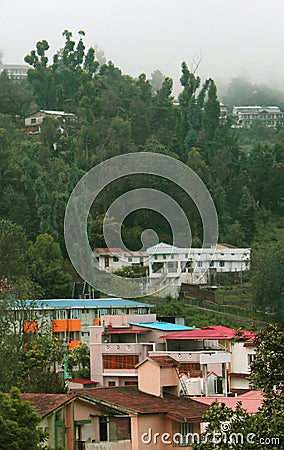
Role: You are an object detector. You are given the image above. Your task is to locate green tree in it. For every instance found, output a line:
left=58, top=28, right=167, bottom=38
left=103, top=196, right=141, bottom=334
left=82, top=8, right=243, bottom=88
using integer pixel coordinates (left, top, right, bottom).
left=0, top=387, right=47, bottom=449
left=0, top=71, right=33, bottom=116
left=29, top=233, right=73, bottom=298
left=67, top=342, right=90, bottom=378
left=0, top=279, right=42, bottom=391
left=238, top=187, right=258, bottom=245
left=0, top=219, right=30, bottom=279
left=203, top=78, right=220, bottom=140
left=20, top=334, right=65, bottom=393
left=252, top=239, right=284, bottom=328
left=114, top=265, right=148, bottom=278
left=250, top=324, right=284, bottom=393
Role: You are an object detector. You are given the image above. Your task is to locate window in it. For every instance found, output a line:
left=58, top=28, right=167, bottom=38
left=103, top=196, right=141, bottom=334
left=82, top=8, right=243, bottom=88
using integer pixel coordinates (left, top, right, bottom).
left=71, top=309, right=80, bottom=319
left=219, top=261, right=225, bottom=267
left=197, top=262, right=202, bottom=268
left=113, top=256, right=119, bottom=262
left=128, top=257, right=132, bottom=262
left=108, top=381, right=116, bottom=386
left=163, top=254, right=167, bottom=260
left=103, top=354, right=139, bottom=369
left=209, top=261, right=214, bottom=268
left=248, top=354, right=255, bottom=367
left=179, top=362, right=201, bottom=373
left=99, top=417, right=108, bottom=441
left=31, top=118, right=36, bottom=124
left=178, top=422, right=193, bottom=446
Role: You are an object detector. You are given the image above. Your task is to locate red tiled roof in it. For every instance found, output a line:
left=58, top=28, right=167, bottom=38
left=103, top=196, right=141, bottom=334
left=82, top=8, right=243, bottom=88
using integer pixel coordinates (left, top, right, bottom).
left=77, top=387, right=208, bottom=422
left=95, top=248, right=123, bottom=254
left=21, top=393, right=76, bottom=417
left=69, top=379, right=99, bottom=385
left=147, top=355, right=180, bottom=368
left=162, top=326, right=256, bottom=341
left=191, top=391, right=263, bottom=414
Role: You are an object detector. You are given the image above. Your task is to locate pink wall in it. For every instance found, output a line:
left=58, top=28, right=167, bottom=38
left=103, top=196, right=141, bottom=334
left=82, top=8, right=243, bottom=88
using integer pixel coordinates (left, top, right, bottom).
left=138, top=361, right=161, bottom=396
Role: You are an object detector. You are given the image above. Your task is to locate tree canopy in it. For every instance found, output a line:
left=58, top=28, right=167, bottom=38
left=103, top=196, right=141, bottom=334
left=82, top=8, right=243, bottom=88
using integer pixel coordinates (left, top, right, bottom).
left=0, top=29, right=283, bottom=301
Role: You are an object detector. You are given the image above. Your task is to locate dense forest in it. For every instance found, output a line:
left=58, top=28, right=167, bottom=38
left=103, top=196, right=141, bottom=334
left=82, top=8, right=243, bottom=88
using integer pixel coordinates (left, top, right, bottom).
left=0, top=31, right=283, bottom=323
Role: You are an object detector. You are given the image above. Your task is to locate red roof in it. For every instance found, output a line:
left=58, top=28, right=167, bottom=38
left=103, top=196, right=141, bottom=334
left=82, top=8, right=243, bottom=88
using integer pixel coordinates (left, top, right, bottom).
left=95, top=248, right=123, bottom=254
left=78, top=387, right=208, bottom=422
left=21, top=393, right=76, bottom=417
left=191, top=390, right=263, bottom=414
left=147, top=355, right=180, bottom=368
left=238, top=390, right=264, bottom=399
left=69, top=379, right=99, bottom=385
left=162, top=326, right=255, bottom=341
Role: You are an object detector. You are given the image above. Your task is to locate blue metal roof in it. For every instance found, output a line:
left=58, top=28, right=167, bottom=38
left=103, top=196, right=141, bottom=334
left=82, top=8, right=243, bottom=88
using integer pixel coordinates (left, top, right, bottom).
left=129, top=321, right=194, bottom=331
left=30, top=298, right=154, bottom=309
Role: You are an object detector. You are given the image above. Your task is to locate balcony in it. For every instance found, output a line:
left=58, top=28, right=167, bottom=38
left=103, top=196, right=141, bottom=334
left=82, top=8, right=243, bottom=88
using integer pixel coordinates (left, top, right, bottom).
left=52, top=319, right=67, bottom=332
left=67, top=319, right=81, bottom=332
left=148, top=350, right=231, bottom=365
left=52, top=319, right=81, bottom=332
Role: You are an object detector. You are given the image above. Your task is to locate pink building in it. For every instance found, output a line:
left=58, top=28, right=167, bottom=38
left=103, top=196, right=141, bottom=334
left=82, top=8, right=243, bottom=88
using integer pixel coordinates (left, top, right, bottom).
left=90, top=321, right=255, bottom=395
left=89, top=315, right=193, bottom=387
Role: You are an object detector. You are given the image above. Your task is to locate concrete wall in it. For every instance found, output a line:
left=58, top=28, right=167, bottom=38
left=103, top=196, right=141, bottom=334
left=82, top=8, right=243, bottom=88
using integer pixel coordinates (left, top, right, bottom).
left=231, top=342, right=255, bottom=374
left=138, top=361, right=161, bottom=396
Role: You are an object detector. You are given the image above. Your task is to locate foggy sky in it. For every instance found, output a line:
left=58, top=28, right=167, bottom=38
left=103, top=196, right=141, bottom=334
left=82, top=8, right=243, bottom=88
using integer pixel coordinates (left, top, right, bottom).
left=1, top=0, right=284, bottom=94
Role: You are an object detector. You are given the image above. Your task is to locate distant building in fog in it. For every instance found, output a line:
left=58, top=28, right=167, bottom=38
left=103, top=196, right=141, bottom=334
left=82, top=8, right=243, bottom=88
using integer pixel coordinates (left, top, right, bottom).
left=232, top=105, right=284, bottom=128
left=0, top=64, right=29, bottom=81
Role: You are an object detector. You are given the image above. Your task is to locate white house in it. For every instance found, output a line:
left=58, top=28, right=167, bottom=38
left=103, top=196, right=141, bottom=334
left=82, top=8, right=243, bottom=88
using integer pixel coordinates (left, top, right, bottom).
left=24, top=110, right=76, bottom=134
left=94, top=243, right=250, bottom=298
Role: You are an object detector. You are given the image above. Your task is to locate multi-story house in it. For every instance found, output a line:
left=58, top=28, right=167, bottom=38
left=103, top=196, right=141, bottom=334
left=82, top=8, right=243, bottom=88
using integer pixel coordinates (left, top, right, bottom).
left=89, top=321, right=255, bottom=395
left=90, top=319, right=193, bottom=387
left=232, top=105, right=284, bottom=128
left=146, top=242, right=250, bottom=296
left=24, top=298, right=155, bottom=350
